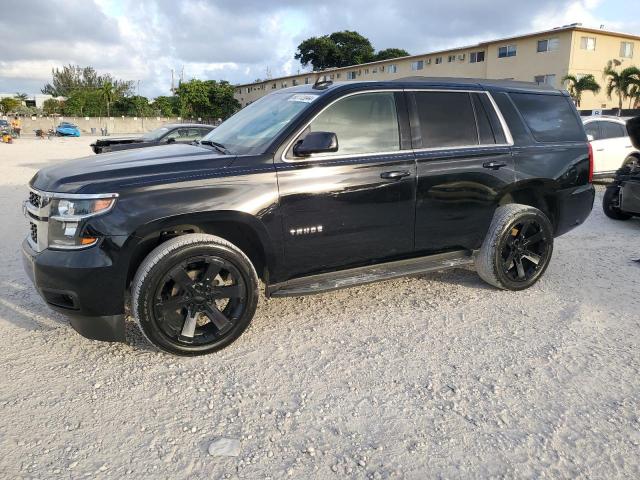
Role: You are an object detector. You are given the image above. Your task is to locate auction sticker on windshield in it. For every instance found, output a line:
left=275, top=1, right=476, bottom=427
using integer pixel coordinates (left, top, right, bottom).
left=288, top=94, right=318, bottom=103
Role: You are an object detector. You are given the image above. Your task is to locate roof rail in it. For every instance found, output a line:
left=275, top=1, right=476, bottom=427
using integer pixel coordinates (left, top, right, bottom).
left=313, top=79, right=333, bottom=90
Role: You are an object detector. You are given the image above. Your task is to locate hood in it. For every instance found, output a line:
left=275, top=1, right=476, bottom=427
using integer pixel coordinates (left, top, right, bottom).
left=30, top=143, right=235, bottom=194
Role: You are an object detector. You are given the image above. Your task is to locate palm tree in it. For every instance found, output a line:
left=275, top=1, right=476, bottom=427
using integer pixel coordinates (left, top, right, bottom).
left=14, top=92, right=28, bottom=105
left=603, top=61, right=640, bottom=112
left=100, top=81, right=115, bottom=117
left=562, top=74, right=601, bottom=107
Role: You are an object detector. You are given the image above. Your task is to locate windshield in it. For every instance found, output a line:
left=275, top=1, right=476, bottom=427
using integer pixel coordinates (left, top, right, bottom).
left=201, top=92, right=319, bottom=155
left=142, top=126, right=170, bottom=141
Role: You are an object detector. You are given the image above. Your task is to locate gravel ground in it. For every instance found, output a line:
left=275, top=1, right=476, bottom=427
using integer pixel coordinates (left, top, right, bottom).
left=1, top=137, right=639, bottom=479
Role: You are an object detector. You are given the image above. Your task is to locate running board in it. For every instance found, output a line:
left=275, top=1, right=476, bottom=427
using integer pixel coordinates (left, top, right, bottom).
left=268, top=250, right=475, bottom=297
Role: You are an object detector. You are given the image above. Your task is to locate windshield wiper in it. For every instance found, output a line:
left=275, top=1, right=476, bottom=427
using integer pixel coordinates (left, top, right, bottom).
left=199, top=140, right=230, bottom=155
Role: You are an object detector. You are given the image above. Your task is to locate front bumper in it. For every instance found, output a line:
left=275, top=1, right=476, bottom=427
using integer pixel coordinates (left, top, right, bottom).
left=22, top=238, right=126, bottom=342
left=554, top=183, right=595, bottom=236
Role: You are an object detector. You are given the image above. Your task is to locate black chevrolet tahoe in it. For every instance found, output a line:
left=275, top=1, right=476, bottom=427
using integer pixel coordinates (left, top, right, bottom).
left=23, top=77, right=595, bottom=355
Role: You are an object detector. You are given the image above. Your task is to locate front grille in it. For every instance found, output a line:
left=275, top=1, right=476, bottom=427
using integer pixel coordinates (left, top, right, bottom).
left=29, top=191, right=42, bottom=208
left=30, top=222, right=38, bottom=244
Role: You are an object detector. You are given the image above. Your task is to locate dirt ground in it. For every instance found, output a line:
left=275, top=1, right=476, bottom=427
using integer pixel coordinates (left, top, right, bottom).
left=0, top=137, right=639, bottom=479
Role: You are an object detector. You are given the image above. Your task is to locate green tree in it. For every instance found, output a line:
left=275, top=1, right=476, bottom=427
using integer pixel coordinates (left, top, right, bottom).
left=0, top=97, right=21, bottom=114
left=562, top=74, right=601, bottom=107
left=204, top=80, right=240, bottom=119
left=112, top=95, right=153, bottom=117
left=373, top=48, right=410, bottom=61
left=295, top=31, right=409, bottom=70
left=62, top=88, right=103, bottom=116
left=175, top=79, right=211, bottom=118
left=151, top=96, right=179, bottom=116
left=100, top=81, right=117, bottom=117
left=603, top=61, right=640, bottom=111
left=42, top=64, right=133, bottom=97
left=43, top=98, right=63, bottom=115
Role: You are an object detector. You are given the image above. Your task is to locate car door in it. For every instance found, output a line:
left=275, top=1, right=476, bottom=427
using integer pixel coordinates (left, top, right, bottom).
left=409, top=90, right=516, bottom=252
left=598, top=120, right=630, bottom=172
left=275, top=90, right=416, bottom=278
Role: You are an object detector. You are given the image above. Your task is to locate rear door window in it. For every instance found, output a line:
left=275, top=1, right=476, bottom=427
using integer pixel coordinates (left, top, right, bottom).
left=510, top=93, right=585, bottom=142
left=584, top=122, right=600, bottom=140
left=599, top=121, right=626, bottom=139
left=412, top=91, right=478, bottom=148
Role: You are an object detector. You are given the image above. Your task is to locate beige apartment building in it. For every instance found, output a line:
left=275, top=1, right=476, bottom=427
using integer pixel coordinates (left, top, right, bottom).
left=234, top=24, right=640, bottom=110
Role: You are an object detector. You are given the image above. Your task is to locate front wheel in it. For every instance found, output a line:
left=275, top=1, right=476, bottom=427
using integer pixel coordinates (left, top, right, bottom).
left=476, top=204, right=554, bottom=290
left=602, top=186, right=632, bottom=220
left=132, top=234, right=259, bottom=356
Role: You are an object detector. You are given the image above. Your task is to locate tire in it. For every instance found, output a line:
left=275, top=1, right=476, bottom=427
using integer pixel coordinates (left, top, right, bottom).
left=476, top=204, right=554, bottom=291
left=602, top=186, right=632, bottom=220
left=132, top=233, right=259, bottom=356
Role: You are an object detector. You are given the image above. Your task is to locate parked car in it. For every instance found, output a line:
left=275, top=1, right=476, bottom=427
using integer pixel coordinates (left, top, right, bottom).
left=0, top=119, right=9, bottom=133
left=582, top=116, right=639, bottom=177
left=56, top=122, right=81, bottom=137
left=90, top=124, right=214, bottom=154
left=602, top=116, right=640, bottom=220
left=23, top=78, right=594, bottom=355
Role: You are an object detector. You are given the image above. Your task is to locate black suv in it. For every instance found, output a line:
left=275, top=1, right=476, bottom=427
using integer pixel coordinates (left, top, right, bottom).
left=23, top=78, right=594, bottom=355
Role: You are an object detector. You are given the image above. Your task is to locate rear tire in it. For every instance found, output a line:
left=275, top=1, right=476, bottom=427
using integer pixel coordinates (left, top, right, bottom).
left=476, top=204, right=554, bottom=290
left=132, top=233, right=259, bottom=356
left=603, top=186, right=632, bottom=220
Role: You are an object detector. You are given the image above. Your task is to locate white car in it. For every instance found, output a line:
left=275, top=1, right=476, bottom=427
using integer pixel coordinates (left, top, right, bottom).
left=582, top=116, right=639, bottom=177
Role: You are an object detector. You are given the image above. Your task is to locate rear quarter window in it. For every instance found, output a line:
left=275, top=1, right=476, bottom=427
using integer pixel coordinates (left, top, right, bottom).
left=510, top=93, right=585, bottom=142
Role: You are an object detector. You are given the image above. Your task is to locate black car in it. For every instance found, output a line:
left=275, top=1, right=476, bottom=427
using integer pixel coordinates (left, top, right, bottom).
left=90, top=123, right=214, bottom=154
left=602, top=116, right=640, bottom=220
left=23, top=77, right=594, bottom=355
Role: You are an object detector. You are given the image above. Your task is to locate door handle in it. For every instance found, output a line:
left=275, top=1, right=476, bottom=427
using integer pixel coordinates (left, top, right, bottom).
left=380, top=170, right=410, bottom=180
left=482, top=161, right=507, bottom=170
left=596, top=148, right=605, bottom=152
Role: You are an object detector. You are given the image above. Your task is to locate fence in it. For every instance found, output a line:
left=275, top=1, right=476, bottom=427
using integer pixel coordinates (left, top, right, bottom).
left=579, top=108, right=640, bottom=117
left=3, top=116, right=216, bottom=135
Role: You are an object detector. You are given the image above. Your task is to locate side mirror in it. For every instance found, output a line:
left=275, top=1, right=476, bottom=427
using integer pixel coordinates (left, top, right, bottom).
left=627, top=116, right=640, bottom=150
left=166, top=137, right=176, bottom=144
left=586, top=134, right=594, bottom=142
left=293, top=131, right=338, bottom=157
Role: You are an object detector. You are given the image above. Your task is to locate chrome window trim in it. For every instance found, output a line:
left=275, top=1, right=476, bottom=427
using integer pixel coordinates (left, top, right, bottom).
left=280, top=88, right=514, bottom=163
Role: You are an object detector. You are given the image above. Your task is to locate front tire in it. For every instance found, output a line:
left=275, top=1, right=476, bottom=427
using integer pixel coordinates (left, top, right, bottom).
left=476, top=204, right=554, bottom=290
left=603, top=186, right=632, bottom=220
left=132, top=234, right=259, bottom=356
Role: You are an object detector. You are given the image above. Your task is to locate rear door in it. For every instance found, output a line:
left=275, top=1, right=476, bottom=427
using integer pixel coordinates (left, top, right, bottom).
left=598, top=120, right=631, bottom=172
left=409, top=90, right=515, bottom=252
left=275, top=90, right=416, bottom=278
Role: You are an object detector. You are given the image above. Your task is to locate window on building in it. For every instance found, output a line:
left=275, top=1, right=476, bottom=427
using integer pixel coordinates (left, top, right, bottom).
left=304, top=77, right=310, bottom=84
left=435, top=57, right=443, bottom=64
left=537, top=38, right=559, bottom=53
left=426, top=58, right=432, bottom=65
left=272, top=83, right=277, bottom=89
left=469, top=51, right=485, bottom=63
left=447, top=55, right=456, bottom=62
left=534, top=74, right=556, bottom=87
left=412, top=92, right=478, bottom=148
left=411, top=60, right=424, bottom=71
left=387, top=64, right=398, bottom=73
left=281, top=82, right=287, bottom=88
left=580, top=36, right=596, bottom=51
left=620, top=41, right=634, bottom=58
left=364, top=68, right=369, bottom=74
left=372, top=67, right=378, bottom=73
left=336, top=73, right=341, bottom=79
left=347, top=71, right=357, bottom=80
left=292, top=79, right=298, bottom=86
left=510, top=93, right=584, bottom=142
left=498, top=45, right=517, bottom=58
left=296, top=92, right=400, bottom=157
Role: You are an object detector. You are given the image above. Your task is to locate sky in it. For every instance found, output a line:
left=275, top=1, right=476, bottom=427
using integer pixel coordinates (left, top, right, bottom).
left=0, top=0, right=637, bottom=98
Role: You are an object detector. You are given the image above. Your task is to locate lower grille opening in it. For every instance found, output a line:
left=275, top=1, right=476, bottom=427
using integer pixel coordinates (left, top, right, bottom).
left=29, top=222, right=38, bottom=244
left=41, top=290, right=79, bottom=310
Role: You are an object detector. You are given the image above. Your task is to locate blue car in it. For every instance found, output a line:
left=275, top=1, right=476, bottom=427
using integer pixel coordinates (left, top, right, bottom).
left=56, top=122, right=81, bottom=137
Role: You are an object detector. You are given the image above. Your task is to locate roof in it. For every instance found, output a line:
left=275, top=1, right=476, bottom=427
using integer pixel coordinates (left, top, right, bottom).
left=235, top=25, right=640, bottom=88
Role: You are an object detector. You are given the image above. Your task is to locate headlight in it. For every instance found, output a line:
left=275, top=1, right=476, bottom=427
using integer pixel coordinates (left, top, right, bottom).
left=48, top=194, right=117, bottom=249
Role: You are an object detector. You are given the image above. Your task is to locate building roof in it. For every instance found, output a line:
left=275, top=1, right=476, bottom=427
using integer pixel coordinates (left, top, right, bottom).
left=235, top=25, right=640, bottom=88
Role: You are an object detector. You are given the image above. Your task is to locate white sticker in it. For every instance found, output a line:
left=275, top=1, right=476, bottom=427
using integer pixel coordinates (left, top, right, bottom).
left=288, top=94, right=318, bottom=103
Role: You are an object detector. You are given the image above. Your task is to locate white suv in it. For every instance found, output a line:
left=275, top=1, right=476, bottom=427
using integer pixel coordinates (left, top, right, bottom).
left=583, top=116, right=639, bottom=177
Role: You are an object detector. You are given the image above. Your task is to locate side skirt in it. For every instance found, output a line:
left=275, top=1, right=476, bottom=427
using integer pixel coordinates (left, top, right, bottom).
left=267, top=250, right=475, bottom=298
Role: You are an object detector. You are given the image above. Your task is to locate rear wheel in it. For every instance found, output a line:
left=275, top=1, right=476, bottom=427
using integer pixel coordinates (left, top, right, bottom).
left=603, top=186, right=632, bottom=220
left=132, top=234, right=259, bottom=355
left=476, top=204, right=554, bottom=290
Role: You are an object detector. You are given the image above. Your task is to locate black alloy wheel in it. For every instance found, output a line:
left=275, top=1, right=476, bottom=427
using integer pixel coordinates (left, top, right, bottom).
left=154, top=256, right=247, bottom=346
left=132, top=234, right=259, bottom=355
left=499, top=219, right=551, bottom=283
